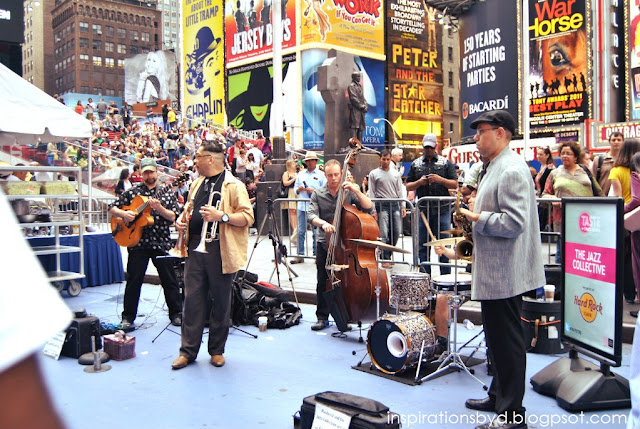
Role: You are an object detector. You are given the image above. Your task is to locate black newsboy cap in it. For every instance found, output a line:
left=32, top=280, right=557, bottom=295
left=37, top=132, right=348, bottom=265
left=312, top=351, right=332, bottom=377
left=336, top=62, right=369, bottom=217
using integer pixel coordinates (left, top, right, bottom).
left=470, top=110, right=516, bottom=135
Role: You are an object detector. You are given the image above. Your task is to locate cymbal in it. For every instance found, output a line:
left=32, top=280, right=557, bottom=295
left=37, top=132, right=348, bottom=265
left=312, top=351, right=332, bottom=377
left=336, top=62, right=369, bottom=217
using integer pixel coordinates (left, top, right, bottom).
left=441, top=229, right=464, bottom=236
left=347, top=238, right=411, bottom=254
left=424, top=237, right=465, bottom=247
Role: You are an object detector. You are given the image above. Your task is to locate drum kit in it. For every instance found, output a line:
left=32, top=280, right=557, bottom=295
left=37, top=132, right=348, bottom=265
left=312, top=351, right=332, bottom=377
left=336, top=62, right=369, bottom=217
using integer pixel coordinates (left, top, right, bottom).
left=349, top=238, right=487, bottom=388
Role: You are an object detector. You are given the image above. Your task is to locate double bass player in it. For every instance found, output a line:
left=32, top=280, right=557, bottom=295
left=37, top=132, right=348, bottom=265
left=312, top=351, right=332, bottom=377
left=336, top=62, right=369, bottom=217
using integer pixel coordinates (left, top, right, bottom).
left=308, top=159, right=374, bottom=330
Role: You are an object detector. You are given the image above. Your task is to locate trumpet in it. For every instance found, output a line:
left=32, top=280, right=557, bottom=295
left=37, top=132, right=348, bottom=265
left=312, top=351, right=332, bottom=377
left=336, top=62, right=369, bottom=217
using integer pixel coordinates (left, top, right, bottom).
left=453, top=188, right=473, bottom=261
left=168, top=201, right=193, bottom=258
left=195, top=191, right=222, bottom=253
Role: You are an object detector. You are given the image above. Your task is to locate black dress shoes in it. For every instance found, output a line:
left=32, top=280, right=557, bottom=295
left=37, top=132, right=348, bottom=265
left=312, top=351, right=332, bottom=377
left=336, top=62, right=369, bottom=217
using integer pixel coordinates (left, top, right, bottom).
left=465, top=396, right=496, bottom=412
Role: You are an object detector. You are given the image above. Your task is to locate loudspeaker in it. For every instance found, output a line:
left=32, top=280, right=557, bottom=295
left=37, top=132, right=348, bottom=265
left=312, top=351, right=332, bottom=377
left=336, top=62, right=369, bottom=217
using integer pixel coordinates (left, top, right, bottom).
left=61, top=315, right=102, bottom=358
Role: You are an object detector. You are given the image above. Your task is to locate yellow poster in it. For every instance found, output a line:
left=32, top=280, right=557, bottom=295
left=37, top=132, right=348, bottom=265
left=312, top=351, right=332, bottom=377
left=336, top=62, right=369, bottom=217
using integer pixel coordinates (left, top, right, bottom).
left=182, top=0, right=225, bottom=125
left=300, top=0, right=384, bottom=59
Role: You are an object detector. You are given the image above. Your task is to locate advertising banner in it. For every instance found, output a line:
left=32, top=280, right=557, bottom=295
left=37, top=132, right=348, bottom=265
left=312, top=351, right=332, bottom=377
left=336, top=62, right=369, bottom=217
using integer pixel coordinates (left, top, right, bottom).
left=224, top=0, right=296, bottom=67
left=459, top=0, right=518, bottom=136
left=124, top=51, right=178, bottom=105
left=227, top=54, right=296, bottom=137
left=528, top=0, right=590, bottom=128
left=385, top=0, right=442, bottom=148
left=562, top=199, right=623, bottom=365
left=598, top=121, right=640, bottom=145
left=631, top=2, right=640, bottom=119
left=0, top=0, right=23, bottom=44
left=301, top=49, right=385, bottom=150
left=182, top=0, right=225, bottom=125
left=300, top=0, right=384, bottom=59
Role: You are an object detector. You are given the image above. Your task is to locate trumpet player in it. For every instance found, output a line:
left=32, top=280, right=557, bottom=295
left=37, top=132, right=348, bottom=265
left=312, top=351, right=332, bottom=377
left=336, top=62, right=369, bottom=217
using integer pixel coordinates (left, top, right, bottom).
left=171, top=141, right=254, bottom=370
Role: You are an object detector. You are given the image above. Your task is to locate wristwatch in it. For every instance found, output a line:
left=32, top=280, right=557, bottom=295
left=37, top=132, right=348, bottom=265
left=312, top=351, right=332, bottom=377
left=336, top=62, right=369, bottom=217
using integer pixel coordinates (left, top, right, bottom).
left=220, top=213, right=230, bottom=224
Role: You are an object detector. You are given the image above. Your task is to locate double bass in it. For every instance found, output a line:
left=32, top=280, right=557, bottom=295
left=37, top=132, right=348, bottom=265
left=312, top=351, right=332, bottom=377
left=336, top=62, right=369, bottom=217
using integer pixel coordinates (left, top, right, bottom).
left=325, top=139, right=389, bottom=324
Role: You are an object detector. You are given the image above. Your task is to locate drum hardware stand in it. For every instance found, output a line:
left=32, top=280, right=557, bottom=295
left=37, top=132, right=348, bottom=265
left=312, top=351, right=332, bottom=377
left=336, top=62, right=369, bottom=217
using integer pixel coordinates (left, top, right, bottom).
left=416, top=266, right=488, bottom=390
left=241, top=190, right=300, bottom=309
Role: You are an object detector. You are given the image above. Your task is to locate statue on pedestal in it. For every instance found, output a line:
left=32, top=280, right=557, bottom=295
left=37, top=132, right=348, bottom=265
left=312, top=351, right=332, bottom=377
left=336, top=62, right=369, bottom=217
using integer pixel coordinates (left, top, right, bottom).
left=347, top=72, right=367, bottom=142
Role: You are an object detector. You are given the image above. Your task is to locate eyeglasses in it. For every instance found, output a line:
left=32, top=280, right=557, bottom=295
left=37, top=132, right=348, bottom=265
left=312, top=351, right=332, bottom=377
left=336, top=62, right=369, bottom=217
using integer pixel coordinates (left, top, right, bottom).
left=195, top=154, right=212, bottom=159
left=475, top=127, right=499, bottom=136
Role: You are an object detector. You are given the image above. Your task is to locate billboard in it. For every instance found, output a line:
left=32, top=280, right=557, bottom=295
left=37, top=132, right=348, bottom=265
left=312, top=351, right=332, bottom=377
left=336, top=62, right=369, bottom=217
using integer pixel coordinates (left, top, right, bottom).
left=0, top=0, right=23, bottom=45
left=528, top=0, right=590, bottom=128
left=459, top=0, right=519, bottom=136
left=124, top=51, right=178, bottom=105
left=227, top=54, right=296, bottom=137
left=182, top=0, right=225, bottom=125
left=300, top=0, right=384, bottom=59
left=562, top=198, right=623, bottom=366
left=224, top=0, right=296, bottom=67
left=385, top=0, right=442, bottom=148
left=301, top=49, right=385, bottom=150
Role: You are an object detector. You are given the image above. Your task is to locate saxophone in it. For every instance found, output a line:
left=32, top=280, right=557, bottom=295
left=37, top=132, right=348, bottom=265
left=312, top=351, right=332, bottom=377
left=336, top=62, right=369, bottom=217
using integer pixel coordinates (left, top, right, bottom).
left=453, top=188, right=473, bottom=261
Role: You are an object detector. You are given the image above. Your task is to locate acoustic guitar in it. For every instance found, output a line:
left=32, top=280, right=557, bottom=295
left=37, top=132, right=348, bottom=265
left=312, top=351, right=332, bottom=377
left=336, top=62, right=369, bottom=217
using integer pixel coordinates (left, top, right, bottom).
left=111, top=174, right=187, bottom=247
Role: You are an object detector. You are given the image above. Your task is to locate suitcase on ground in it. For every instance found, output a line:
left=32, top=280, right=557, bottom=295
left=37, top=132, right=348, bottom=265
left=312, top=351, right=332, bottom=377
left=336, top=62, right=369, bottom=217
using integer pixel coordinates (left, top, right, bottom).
left=61, top=314, right=102, bottom=358
left=297, top=391, right=401, bottom=429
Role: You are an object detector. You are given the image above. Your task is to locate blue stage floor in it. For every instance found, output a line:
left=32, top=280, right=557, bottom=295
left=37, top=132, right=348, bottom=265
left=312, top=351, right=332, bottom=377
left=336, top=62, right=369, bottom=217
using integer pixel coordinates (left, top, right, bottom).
left=41, top=278, right=632, bottom=429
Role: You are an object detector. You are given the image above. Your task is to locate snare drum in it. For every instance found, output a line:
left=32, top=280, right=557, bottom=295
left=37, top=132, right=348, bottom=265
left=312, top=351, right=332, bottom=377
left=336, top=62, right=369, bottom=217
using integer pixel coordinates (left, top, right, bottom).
left=389, top=273, right=431, bottom=311
left=431, top=273, right=472, bottom=295
left=367, top=312, right=436, bottom=374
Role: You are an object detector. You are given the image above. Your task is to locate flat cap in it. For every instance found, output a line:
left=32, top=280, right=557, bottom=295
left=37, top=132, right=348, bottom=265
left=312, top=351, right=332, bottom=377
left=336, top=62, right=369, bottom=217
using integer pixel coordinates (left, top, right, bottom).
left=470, top=110, right=516, bottom=135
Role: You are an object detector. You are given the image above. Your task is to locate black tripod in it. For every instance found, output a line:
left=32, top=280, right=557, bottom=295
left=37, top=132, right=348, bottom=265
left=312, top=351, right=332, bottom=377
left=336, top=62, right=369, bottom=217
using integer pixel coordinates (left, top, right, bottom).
left=240, top=192, right=300, bottom=308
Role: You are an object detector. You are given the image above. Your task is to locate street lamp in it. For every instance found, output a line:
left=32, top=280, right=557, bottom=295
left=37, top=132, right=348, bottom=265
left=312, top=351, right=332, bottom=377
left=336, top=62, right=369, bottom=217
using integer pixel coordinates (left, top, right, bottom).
left=373, top=117, right=399, bottom=148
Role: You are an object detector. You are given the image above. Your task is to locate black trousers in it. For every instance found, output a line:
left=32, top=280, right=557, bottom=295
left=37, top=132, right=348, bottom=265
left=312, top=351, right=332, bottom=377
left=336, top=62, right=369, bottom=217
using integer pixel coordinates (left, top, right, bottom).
left=315, top=242, right=330, bottom=321
left=180, top=238, right=234, bottom=360
left=481, top=295, right=526, bottom=419
left=123, top=247, right=182, bottom=323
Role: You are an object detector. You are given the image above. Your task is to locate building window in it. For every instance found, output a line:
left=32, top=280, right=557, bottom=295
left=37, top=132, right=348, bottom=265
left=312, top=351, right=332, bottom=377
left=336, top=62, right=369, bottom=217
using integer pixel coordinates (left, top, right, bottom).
left=105, top=89, right=115, bottom=96
left=449, top=96, right=454, bottom=112
left=79, top=54, right=89, bottom=61
left=93, top=39, right=102, bottom=51
left=141, top=32, right=150, bottom=42
left=92, top=24, right=102, bottom=35
left=105, top=58, right=114, bottom=68
left=448, top=47, right=453, bottom=62
left=80, top=22, right=89, bottom=32
left=117, top=28, right=126, bottom=38
left=130, top=30, right=138, bottom=41
left=117, top=59, right=125, bottom=68
left=93, top=87, right=102, bottom=94
left=93, top=56, right=102, bottom=66
left=448, top=71, right=454, bottom=87
left=105, top=42, right=114, bottom=52
left=79, top=38, right=89, bottom=48
left=105, top=26, right=114, bottom=37
left=117, top=44, right=126, bottom=54
left=81, top=86, right=89, bottom=93
left=141, top=47, right=150, bottom=54
left=130, top=45, right=139, bottom=55
left=449, top=122, right=454, bottom=133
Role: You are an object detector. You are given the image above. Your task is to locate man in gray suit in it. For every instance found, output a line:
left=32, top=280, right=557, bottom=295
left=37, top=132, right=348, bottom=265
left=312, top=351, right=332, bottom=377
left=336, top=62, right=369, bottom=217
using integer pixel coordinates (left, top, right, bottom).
left=458, top=110, right=545, bottom=429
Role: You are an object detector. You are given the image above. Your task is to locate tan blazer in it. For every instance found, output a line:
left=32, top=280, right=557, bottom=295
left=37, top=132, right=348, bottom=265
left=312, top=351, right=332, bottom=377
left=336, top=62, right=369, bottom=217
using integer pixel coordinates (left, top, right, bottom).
left=186, top=173, right=254, bottom=274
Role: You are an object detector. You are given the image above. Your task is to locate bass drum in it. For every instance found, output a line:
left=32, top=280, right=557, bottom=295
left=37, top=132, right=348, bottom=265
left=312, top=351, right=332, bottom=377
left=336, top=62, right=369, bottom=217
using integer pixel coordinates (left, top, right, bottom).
left=367, top=312, right=436, bottom=374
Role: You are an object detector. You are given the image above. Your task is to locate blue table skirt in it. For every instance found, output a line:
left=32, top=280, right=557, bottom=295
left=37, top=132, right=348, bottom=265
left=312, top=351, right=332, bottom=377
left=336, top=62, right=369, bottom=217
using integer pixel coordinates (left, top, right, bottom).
left=29, top=233, right=125, bottom=287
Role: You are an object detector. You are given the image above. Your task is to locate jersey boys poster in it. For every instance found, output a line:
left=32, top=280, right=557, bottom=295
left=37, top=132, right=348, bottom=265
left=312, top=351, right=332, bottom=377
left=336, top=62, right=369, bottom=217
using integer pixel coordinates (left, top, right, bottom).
left=182, top=0, right=225, bottom=125
left=528, top=0, right=590, bottom=128
left=224, top=0, right=296, bottom=66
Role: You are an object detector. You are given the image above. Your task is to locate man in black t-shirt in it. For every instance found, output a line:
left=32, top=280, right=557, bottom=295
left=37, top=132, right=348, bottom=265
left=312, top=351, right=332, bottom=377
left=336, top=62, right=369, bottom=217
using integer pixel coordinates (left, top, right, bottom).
left=109, top=158, right=182, bottom=328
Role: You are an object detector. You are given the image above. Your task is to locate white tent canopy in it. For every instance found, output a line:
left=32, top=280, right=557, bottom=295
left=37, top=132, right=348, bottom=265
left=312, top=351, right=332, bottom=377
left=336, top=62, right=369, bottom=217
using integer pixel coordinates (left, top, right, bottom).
left=0, top=62, right=92, bottom=144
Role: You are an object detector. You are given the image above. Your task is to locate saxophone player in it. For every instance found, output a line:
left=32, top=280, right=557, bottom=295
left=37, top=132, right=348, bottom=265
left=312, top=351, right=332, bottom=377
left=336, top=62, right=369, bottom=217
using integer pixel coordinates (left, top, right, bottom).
left=171, top=141, right=254, bottom=370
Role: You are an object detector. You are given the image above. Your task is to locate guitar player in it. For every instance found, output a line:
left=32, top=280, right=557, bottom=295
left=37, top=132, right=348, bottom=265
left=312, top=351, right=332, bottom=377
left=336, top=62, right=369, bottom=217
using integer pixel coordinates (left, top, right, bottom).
left=108, top=158, right=183, bottom=329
